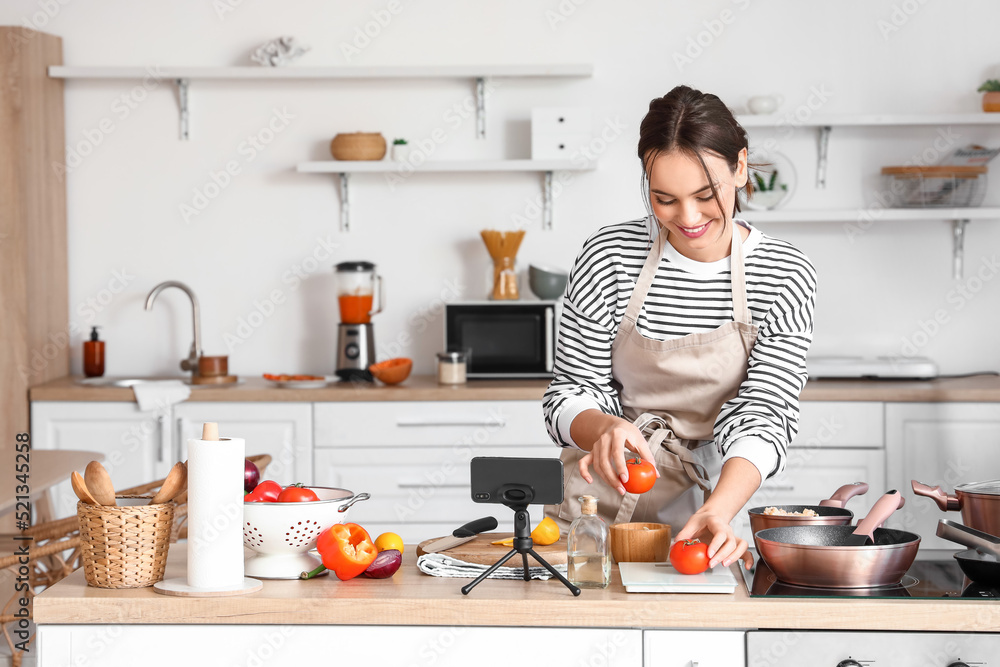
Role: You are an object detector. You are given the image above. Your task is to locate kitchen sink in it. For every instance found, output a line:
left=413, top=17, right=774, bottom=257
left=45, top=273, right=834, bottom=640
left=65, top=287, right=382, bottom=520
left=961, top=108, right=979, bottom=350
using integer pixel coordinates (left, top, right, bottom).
left=75, top=377, right=239, bottom=389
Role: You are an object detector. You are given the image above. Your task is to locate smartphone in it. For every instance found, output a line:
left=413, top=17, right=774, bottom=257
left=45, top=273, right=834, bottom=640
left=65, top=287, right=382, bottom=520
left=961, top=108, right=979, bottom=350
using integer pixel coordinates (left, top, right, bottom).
left=469, top=457, right=563, bottom=506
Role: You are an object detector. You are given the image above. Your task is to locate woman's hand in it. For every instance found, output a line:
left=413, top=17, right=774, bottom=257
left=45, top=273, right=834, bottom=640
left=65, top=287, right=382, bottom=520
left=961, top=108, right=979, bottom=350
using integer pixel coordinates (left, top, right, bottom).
left=570, top=410, right=659, bottom=494
left=673, top=509, right=753, bottom=570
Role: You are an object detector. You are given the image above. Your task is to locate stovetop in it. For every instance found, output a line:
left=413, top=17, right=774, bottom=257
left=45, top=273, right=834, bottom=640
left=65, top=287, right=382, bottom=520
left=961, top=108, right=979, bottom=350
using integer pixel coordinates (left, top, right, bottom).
left=742, top=550, right=999, bottom=599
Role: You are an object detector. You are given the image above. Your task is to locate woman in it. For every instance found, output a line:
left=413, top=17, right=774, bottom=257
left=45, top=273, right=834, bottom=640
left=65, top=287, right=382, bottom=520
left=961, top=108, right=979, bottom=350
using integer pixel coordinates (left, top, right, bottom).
left=543, top=85, right=816, bottom=570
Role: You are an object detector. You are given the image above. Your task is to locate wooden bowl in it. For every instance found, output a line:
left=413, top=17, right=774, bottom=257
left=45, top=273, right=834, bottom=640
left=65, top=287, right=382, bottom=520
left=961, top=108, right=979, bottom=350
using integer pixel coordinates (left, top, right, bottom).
left=369, top=357, right=412, bottom=385
left=330, top=132, right=387, bottom=160
left=610, top=522, right=671, bottom=563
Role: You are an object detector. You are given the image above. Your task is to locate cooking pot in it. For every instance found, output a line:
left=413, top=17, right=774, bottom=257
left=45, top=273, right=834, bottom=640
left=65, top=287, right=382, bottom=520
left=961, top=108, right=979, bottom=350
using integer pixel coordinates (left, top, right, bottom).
left=754, top=490, right=920, bottom=589
left=747, top=482, right=869, bottom=535
left=912, top=480, right=1000, bottom=537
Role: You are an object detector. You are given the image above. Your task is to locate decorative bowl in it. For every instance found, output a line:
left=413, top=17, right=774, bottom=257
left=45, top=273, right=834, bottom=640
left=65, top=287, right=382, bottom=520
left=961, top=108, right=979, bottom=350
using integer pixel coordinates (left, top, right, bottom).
left=330, top=132, right=387, bottom=161
left=528, top=264, right=568, bottom=300
left=369, top=357, right=412, bottom=385
left=243, top=487, right=369, bottom=579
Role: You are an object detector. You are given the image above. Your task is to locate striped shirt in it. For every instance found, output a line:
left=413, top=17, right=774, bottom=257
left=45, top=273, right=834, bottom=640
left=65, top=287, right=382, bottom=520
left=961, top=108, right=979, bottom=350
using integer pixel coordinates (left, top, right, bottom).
left=542, top=217, right=817, bottom=481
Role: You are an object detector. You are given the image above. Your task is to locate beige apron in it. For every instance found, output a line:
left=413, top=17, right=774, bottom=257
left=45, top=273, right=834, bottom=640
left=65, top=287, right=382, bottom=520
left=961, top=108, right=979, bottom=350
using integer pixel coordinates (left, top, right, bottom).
left=546, top=220, right=759, bottom=531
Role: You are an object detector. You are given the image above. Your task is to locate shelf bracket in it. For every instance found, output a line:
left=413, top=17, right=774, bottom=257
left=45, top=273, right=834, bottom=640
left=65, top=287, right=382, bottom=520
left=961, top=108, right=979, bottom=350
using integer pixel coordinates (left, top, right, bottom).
left=176, top=78, right=190, bottom=140
left=952, top=218, right=968, bottom=280
left=338, top=173, right=351, bottom=232
left=475, top=77, right=486, bottom=139
left=542, top=171, right=554, bottom=230
left=816, top=125, right=831, bottom=189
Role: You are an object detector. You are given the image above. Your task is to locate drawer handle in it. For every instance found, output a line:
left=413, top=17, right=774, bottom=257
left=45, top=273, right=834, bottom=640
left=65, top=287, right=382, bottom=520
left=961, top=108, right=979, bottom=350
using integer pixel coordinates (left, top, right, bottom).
left=397, top=482, right=471, bottom=489
left=395, top=419, right=507, bottom=428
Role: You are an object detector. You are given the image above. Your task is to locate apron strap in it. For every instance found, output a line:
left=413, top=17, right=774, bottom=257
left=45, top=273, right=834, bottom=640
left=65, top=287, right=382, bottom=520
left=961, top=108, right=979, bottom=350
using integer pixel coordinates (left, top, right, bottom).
left=730, top=220, right=752, bottom=326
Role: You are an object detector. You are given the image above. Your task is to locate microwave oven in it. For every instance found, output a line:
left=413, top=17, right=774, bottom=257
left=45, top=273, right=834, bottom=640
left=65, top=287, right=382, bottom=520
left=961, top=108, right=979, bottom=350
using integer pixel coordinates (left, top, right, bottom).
left=444, top=301, right=557, bottom=378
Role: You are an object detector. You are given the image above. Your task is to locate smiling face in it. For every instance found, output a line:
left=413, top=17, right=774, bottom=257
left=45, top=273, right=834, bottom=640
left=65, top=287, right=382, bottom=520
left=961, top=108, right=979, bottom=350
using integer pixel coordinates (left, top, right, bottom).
left=646, top=148, right=748, bottom=262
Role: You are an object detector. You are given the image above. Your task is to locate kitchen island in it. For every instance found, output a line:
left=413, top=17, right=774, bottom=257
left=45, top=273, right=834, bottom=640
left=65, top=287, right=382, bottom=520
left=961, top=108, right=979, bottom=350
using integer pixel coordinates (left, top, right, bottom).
left=32, top=548, right=1000, bottom=666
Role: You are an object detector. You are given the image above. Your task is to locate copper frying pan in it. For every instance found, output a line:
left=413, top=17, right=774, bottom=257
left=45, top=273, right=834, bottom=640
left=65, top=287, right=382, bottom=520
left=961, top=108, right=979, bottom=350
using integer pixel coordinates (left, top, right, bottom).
left=754, top=490, right=920, bottom=588
left=747, top=482, right=870, bottom=535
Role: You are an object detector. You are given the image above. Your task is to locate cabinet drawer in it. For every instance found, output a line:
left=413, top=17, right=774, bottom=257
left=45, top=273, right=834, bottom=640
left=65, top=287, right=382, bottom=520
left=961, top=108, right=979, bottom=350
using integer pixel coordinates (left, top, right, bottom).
left=314, top=400, right=549, bottom=447
left=793, top=401, right=883, bottom=449
left=644, top=630, right=745, bottom=667
left=314, top=445, right=558, bottom=526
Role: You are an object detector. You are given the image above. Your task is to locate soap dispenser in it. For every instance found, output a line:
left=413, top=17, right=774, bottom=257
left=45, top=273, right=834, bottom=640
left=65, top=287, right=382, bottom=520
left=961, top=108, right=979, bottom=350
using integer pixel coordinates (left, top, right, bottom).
left=83, top=326, right=104, bottom=377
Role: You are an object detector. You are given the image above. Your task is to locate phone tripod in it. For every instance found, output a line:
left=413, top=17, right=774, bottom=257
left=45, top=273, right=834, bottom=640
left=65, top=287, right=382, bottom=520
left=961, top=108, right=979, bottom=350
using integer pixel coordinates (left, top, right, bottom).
left=461, top=503, right=580, bottom=596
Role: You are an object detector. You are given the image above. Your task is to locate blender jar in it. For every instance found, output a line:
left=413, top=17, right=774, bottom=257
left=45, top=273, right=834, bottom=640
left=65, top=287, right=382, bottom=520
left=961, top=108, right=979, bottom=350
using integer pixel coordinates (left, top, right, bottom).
left=335, top=261, right=382, bottom=324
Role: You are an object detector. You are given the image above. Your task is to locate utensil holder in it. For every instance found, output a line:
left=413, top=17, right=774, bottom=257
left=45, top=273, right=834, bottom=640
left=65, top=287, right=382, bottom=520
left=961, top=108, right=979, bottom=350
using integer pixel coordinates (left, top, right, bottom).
left=77, top=496, right=175, bottom=589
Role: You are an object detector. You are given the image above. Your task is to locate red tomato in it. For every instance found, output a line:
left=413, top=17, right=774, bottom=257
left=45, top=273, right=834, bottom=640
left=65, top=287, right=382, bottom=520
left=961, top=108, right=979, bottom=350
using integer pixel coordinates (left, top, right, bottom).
left=277, top=484, right=320, bottom=503
left=621, top=457, right=657, bottom=494
left=669, top=539, right=710, bottom=575
left=244, top=480, right=282, bottom=503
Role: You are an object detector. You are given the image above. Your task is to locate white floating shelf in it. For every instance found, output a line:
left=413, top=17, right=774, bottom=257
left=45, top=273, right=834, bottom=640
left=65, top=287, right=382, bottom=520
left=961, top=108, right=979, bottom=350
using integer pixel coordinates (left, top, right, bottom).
left=742, top=207, right=1000, bottom=223
left=297, top=160, right=597, bottom=232
left=49, top=64, right=593, bottom=140
left=737, top=113, right=1000, bottom=128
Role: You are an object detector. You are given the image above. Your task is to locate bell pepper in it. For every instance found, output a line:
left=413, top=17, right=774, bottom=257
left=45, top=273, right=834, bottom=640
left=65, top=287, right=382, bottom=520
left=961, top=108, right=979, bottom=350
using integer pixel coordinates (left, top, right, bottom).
left=310, top=523, right=378, bottom=581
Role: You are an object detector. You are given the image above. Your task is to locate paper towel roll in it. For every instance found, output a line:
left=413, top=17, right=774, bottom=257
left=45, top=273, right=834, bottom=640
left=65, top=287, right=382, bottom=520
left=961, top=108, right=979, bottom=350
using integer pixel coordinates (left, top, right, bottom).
left=187, top=436, right=245, bottom=589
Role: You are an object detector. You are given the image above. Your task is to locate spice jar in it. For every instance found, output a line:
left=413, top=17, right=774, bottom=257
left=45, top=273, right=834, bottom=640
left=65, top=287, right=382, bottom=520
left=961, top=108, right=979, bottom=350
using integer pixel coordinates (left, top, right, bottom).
left=436, top=351, right=467, bottom=385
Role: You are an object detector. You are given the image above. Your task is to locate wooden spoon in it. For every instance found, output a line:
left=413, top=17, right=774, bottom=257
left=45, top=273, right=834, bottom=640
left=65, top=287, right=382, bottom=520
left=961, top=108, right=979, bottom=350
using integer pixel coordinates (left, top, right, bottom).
left=151, top=462, right=187, bottom=505
left=85, top=461, right=117, bottom=506
left=71, top=471, right=98, bottom=505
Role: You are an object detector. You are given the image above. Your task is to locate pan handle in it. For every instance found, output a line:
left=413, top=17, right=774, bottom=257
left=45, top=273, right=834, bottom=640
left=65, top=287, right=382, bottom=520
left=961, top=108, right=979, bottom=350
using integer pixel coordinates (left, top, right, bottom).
left=911, top=480, right=961, bottom=511
left=818, top=482, right=869, bottom=508
left=936, top=519, right=1000, bottom=559
left=853, top=490, right=903, bottom=540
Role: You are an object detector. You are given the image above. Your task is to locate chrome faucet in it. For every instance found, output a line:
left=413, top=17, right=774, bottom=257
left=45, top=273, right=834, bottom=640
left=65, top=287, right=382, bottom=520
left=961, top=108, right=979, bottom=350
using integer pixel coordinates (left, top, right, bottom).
left=145, top=280, right=202, bottom=377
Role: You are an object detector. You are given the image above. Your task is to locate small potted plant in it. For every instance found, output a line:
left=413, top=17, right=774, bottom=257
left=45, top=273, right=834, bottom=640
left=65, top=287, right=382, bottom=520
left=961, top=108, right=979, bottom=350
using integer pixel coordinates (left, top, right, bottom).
left=749, top=169, right=789, bottom=209
left=391, top=138, right=409, bottom=161
left=977, top=80, right=1000, bottom=112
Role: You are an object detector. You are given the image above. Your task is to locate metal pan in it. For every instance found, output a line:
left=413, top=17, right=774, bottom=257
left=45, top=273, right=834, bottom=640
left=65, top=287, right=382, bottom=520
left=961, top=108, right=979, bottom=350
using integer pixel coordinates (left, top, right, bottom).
left=754, top=490, right=920, bottom=588
left=912, top=479, right=1000, bottom=537
left=936, top=519, right=1000, bottom=588
left=747, top=482, right=869, bottom=535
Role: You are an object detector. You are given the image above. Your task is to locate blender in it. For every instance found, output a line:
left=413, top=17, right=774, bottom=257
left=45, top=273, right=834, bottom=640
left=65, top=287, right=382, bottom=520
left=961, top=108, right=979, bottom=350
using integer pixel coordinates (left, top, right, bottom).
left=334, top=261, right=383, bottom=381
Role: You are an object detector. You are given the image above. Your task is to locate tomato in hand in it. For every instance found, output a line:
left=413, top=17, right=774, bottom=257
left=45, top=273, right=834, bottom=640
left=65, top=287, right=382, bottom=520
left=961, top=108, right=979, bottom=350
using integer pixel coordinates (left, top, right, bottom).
left=669, top=539, right=710, bottom=575
left=621, top=457, right=657, bottom=494
left=244, top=480, right=282, bottom=503
left=277, top=483, right=320, bottom=503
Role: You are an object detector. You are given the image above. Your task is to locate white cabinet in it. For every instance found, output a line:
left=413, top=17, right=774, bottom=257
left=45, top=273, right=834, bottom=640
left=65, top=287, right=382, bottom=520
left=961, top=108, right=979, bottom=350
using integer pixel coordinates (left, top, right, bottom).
left=314, top=400, right=557, bottom=543
left=644, top=629, right=745, bottom=666
left=791, top=401, right=883, bottom=449
left=30, top=402, right=172, bottom=517
left=886, top=402, right=1000, bottom=548
left=173, top=402, right=312, bottom=487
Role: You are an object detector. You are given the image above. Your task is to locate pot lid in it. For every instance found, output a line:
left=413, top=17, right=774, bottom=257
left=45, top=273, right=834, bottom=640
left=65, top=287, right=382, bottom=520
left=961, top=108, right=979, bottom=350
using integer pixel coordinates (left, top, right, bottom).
left=335, top=261, right=375, bottom=272
left=956, top=480, right=1000, bottom=495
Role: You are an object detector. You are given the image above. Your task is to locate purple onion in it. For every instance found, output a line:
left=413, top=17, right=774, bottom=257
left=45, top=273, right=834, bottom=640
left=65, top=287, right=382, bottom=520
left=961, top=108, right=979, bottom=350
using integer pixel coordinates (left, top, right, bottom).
left=244, top=459, right=260, bottom=494
left=364, top=549, right=402, bottom=579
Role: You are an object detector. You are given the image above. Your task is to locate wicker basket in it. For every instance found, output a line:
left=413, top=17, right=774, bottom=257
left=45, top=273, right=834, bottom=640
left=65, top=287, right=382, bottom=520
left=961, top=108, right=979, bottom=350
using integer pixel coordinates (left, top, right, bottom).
left=77, top=496, right=175, bottom=589
left=330, top=132, right=387, bottom=160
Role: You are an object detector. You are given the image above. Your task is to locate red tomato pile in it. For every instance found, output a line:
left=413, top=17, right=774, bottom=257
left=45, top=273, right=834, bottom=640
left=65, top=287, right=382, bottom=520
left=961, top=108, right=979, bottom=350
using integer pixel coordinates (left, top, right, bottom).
left=244, top=479, right=320, bottom=503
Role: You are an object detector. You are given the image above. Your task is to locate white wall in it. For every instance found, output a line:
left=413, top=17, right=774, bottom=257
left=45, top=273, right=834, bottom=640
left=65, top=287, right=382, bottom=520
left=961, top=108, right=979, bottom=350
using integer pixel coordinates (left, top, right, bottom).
left=4, top=0, right=1000, bottom=376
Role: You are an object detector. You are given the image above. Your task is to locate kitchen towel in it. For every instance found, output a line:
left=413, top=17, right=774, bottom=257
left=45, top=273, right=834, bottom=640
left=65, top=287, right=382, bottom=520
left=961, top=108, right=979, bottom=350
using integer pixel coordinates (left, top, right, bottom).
left=187, top=435, right=245, bottom=589
left=416, top=553, right=567, bottom=580
left=132, top=380, right=190, bottom=412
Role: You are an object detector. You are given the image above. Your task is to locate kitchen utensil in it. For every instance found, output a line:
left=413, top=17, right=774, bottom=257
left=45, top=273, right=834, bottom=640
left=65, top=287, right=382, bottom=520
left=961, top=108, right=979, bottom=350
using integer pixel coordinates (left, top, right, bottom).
left=335, top=261, right=383, bottom=382
left=85, top=461, right=117, bottom=506
left=609, top=522, right=671, bottom=563
left=953, top=549, right=1000, bottom=587
left=747, top=482, right=869, bottom=535
left=421, top=516, right=500, bottom=553
left=881, top=165, right=987, bottom=208
left=528, top=264, right=568, bottom=300
left=330, top=132, right=387, bottom=161
left=242, top=487, right=370, bottom=579
left=415, top=532, right=569, bottom=566
left=912, top=479, right=1000, bottom=537
left=150, top=462, right=187, bottom=505
left=480, top=230, right=525, bottom=300
left=935, top=519, right=1000, bottom=559
left=618, top=561, right=738, bottom=594
left=71, top=471, right=99, bottom=505
left=753, top=490, right=920, bottom=588
left=77, top=495, right=174, bottom=589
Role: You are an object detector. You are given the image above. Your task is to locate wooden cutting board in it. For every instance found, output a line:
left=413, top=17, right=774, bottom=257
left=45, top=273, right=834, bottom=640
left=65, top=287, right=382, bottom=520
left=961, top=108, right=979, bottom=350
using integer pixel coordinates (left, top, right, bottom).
left=417, top=532, right=568, bottom=566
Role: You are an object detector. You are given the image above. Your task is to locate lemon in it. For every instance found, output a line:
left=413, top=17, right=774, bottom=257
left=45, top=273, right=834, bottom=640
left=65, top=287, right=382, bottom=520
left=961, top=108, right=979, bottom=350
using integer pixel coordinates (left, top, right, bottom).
left=490, top=518, right=560, bottom=547
left=374, top=532, right=404, bottom=554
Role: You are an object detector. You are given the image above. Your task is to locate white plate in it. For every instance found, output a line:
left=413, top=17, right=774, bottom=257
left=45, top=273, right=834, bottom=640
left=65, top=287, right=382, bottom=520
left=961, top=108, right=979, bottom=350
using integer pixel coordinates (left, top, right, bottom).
left=742, top=148, right=796, bottom=211
left=263, top=376, right=336, bottom=389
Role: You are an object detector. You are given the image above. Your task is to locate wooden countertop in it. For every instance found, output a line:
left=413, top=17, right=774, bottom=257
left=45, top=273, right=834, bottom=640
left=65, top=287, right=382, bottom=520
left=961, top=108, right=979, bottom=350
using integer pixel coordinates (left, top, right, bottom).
left=29, top=374, right=1000, bottom=403
left=33, top=548, right=1000, bottom=632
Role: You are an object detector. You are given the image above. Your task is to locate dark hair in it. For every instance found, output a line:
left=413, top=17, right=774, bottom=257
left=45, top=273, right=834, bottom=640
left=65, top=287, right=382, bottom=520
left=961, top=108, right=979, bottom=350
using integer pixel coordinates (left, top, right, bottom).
left=638, top=85, right=752, bottom=217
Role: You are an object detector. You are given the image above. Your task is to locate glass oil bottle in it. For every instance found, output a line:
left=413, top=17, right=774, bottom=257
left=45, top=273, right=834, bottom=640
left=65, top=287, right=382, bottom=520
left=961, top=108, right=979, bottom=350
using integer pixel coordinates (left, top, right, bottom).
left=566, top=494, right=610, bottom=589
